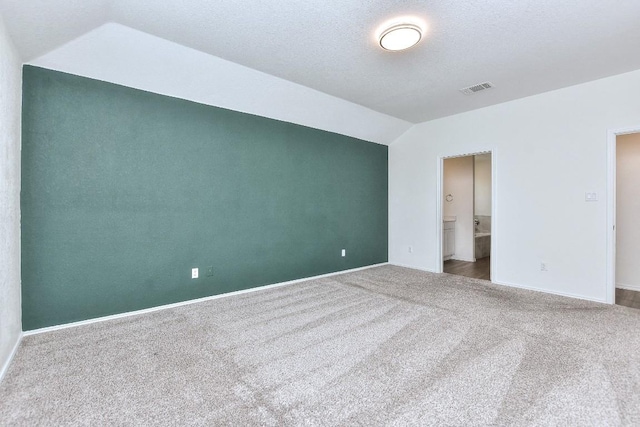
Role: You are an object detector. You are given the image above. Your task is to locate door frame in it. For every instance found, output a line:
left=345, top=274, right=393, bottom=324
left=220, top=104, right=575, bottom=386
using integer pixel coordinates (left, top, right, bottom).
left=606, top=126, right=640, bottom=304
left=436, top=149, right=496, bottom=282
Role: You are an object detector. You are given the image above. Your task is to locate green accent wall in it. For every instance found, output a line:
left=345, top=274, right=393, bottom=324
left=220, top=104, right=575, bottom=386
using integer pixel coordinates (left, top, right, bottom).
left=21, top=66, right=388, bottom=330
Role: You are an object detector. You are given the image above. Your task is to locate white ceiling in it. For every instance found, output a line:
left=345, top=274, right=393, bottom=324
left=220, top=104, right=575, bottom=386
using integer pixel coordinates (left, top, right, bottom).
left=2, top=0, right=640, bottom=124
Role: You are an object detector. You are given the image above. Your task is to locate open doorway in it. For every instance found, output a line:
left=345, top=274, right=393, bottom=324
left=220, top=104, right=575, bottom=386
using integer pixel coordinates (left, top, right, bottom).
left=610, top=131, right=640, bottom=309
left=441, top=152, right=492, bottom=281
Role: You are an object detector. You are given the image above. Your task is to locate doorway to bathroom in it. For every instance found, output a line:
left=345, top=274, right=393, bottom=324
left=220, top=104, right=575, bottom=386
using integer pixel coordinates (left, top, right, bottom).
left=441, top=152, right=492, bottom=281
left=608, top=129, right=640, bottom=309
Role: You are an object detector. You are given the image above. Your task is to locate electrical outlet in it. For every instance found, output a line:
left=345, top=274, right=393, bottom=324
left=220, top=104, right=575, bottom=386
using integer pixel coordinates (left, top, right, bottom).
left=206, top=266, right=214, bottom=277
left=408, top=246, right=413, bottom=253
left=192, top=268, right=199, bottom=279
left=341, top=249, right=346, bottom=257
left=540, top=262, right=547, bottom=272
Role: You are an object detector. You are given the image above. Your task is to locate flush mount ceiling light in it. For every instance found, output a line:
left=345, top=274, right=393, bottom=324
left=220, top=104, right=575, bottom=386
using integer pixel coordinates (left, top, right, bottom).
left=378, top=21, right=424, bottom=51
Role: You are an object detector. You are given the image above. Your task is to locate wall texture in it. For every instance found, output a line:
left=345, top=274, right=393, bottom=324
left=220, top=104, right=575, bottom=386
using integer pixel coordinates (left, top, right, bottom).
left=443, top=156, right=474, bottom=262
left=21, top=66, right=388, bottom=330
left=0, top=17, right=22, bottom=375
left=389, top=68, right=640, bottom=302
left=616, top=132, right=640, bottom=291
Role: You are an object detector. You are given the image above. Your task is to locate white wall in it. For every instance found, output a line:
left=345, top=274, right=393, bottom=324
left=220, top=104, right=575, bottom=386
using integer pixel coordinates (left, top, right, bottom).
left=443, top=156, right=474, bottom=261
left=389, top=68, right=640, bottom=302
left=616, top=132, right=640, bottom=291
left=474, top=154, right=492, bottom=216
left=30, top=23, right=412, bottom=146
left=0, top=15, right=22, bottom=377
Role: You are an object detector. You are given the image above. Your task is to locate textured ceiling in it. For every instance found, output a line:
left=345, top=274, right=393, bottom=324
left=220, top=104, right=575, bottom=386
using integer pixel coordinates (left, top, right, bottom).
left=2, top=0, right=640, bottom=123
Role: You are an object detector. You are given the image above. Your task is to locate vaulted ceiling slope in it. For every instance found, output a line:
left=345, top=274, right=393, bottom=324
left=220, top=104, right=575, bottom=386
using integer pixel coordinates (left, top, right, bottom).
left=2, top=0, right=640, bottom=126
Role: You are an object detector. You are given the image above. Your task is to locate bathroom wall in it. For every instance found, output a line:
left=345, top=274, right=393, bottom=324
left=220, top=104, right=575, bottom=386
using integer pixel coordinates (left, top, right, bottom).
left=474, top=153, right=492, bottom=216
left=474, top=153, right=492, bottom=234
left=616, top=132, right=640, bottom=291
left=443, top=156, right=474, bottom=262
left=475, top=235, right=491, bottom=259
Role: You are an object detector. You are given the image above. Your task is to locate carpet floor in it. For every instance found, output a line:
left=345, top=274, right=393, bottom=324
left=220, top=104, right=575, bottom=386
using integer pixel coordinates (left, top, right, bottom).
left=1, top=265, right=640, bottom=426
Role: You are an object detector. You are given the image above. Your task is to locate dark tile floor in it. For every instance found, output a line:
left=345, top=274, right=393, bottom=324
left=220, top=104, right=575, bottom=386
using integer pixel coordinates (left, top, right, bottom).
left=616, top=288, right=640, bottom=310
left=443, top=257, right=490, bottom=281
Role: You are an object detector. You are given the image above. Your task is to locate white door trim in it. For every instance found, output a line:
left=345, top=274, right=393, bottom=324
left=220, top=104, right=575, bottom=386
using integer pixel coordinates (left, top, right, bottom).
left=435, top=156, right=444, bottom=272
left=490, top=150, right=497, bottom=283
left=437, top=149, right=495, bottom=281
left=606, top=126, right=640, bottom=304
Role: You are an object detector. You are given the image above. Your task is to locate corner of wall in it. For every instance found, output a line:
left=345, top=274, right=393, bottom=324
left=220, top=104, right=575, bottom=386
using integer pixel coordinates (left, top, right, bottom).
left=0, top=333, right=22, bottom=384
left=0, top=13, right=24, bottom=380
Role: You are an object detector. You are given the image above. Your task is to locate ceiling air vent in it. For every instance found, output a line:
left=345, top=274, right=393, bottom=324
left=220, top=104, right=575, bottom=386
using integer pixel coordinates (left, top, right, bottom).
left=459, top=81, right=494, bottom=95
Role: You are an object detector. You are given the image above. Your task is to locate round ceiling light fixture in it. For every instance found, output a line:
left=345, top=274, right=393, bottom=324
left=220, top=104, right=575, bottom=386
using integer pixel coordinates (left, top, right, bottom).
left=378, top=22, right=423, bottom=51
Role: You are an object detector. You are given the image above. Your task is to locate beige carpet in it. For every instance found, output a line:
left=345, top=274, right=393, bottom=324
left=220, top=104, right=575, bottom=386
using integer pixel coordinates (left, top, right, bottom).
left=1, top=265, right=639, bottom=425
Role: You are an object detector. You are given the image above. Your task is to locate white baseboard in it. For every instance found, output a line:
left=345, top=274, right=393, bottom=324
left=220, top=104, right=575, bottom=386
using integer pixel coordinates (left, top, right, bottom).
left=492, top=279, right=607, bottom=304
left=616, top=283, right=640, bottom=292
left=389, top=263, right=437, bottom=274
left=381, top=264, right=607, bottom=304
left=0, top=332, right=23, bottom=384
left=24, top=262, right=389, bottom=336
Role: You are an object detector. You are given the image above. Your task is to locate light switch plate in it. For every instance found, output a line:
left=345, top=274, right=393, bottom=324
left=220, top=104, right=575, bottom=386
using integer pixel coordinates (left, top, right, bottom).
left=585, top=192, right=598, bottom=202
